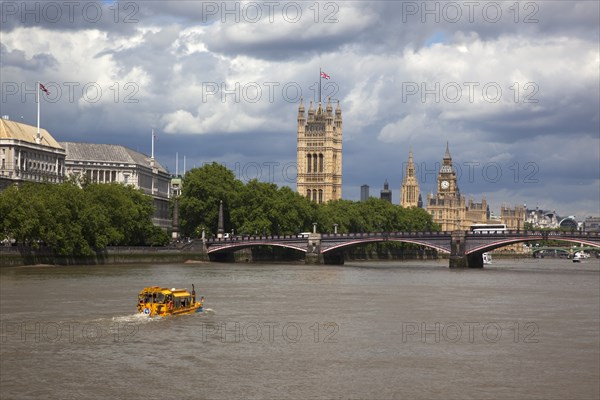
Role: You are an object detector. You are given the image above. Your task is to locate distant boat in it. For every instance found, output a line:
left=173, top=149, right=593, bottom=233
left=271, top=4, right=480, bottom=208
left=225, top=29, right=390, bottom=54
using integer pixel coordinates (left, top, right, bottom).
left=483, top=252, right=492, bottom=265
left=572, top=251, right=589, bottom=263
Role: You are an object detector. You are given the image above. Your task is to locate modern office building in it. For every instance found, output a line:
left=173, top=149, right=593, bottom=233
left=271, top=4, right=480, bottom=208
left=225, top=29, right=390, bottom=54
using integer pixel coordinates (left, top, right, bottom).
left=360, top=184, right=369, bottom=202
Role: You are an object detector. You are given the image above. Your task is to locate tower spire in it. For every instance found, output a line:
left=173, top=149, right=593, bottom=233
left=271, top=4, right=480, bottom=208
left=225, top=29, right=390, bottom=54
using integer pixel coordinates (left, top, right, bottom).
left=401, top=148, right=420, bottom=208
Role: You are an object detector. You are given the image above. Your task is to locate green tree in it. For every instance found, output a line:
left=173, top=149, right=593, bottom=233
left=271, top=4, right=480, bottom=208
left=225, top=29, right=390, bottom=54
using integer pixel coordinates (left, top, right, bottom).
left=231, top=181, right=316, bottom=235
left=179, top=163, right=243, bottom=237
left=0, top=183, right=45, bottom=246
left=314, top=198, right=439, bottom=233
left=84, top=183, right=157, bottom=245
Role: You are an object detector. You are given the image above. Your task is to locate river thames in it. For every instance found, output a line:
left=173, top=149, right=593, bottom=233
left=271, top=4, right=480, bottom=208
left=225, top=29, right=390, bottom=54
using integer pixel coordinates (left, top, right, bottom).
left=1, top=258, right=598, bottom=400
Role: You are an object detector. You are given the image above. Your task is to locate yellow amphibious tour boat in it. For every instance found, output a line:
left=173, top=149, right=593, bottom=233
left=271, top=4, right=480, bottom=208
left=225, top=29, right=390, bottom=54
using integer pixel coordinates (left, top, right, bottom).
left=137, top=284, right=204, bottom=316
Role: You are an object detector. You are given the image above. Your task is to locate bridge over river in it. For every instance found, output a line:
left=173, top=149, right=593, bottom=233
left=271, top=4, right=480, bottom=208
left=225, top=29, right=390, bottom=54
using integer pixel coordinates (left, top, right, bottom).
left=202, top=230, right=600, bottom=268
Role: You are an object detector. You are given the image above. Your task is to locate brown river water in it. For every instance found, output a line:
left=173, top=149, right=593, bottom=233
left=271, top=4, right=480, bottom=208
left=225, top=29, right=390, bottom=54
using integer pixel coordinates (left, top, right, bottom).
left=1, top=258, right=598, bottom=400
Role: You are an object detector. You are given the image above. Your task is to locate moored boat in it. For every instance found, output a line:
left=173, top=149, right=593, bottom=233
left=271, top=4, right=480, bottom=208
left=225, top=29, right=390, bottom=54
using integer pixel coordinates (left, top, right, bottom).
left=483, top=252, right=492, bottom=265
left=137, top=284, right=204, bottom=316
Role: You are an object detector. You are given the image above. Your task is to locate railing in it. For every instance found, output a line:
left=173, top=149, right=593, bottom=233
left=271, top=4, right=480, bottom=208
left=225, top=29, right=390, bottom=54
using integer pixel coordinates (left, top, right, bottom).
left=466, top=230, right=598, bottom=237
left=206, top=231, right=455, bottom=243
left=206, top=230, right=599, bottom=243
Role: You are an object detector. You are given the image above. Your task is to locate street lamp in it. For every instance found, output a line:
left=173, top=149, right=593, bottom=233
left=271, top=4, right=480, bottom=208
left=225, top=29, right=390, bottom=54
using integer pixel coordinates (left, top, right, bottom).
left=334, top=224, right=338, bottom=234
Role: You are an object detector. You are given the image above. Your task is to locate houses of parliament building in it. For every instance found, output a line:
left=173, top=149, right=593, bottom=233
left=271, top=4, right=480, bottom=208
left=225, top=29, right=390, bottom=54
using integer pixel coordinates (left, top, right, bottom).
left=296, top=97, right=342, bottom=203
left=400, top=142, right=525, bottom=231
left=294, top=99, right=524, bottom=231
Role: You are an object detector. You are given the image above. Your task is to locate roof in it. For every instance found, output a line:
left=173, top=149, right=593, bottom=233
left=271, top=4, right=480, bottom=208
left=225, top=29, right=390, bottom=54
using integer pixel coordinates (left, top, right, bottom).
left=0, top=119, right=64, bottom=150
left=60, top=141, right=168, bottom=173
left=138, top=287, right=192, bottom=296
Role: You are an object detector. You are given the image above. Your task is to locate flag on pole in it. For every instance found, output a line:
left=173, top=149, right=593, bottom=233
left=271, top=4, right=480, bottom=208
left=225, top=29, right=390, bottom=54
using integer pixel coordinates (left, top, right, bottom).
left=39, top=83, right=50, bottom=95
left=320, top=71, right=330, bottom=80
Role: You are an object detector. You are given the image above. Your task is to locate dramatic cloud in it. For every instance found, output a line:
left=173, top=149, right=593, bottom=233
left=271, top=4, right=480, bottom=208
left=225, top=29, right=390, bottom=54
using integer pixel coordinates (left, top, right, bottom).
left=1, top=0, right=598, bottom=218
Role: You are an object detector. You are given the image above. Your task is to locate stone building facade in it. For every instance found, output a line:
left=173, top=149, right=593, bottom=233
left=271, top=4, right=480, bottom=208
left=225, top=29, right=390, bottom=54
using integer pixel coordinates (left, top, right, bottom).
left=501, top=204, right=526, bottom=230
left=0, top=118, right=66, bottom=189
left=296, top=98, right=342, bottom=203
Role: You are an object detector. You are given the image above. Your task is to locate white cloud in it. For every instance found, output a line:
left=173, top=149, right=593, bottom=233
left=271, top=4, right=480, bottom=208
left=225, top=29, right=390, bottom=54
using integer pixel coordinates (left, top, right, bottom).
left=2, top=1, right=598, bottom=216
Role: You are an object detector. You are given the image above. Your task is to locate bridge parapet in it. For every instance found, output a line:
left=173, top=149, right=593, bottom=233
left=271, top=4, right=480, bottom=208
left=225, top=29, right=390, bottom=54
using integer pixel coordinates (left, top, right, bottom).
left=465, top=230, right=600, bottom=254
left=205, top=234, right=311, bottom=254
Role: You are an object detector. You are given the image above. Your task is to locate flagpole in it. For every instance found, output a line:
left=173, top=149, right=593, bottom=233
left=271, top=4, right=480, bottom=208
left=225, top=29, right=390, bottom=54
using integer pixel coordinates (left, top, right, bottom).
left=151, top=129, right=155, bottom=159
left=319, top=67, right=322, bottom=103
left=36, top=81, right=41, bottom=144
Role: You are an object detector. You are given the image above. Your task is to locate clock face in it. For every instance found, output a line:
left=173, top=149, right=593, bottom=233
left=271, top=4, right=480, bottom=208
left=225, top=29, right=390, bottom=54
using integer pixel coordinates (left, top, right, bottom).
left=441, top=180, right=449, bottom=189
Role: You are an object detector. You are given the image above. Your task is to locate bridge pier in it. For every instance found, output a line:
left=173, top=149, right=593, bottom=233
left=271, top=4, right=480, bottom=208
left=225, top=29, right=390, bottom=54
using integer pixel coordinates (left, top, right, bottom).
left=305, top=233, right=323, bottom=264
left=305, top=253, right=322, bottom=264
left=449, top=231, right=466, bottom=268
left=449, top=230, right=483, bottom=268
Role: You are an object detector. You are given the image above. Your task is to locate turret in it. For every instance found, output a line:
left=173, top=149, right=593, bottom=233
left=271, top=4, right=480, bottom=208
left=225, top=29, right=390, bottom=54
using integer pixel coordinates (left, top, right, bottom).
left=325, top=97, right=334, bottom=126
left=307, top=100, right=315, bottom=122
left=297, top=97, right=306, bottom=126
left=334, top=100, right=342, bottom=130
left=326, top=97, right=333, bottom=115
left=315, top=101, right=324, bottom=121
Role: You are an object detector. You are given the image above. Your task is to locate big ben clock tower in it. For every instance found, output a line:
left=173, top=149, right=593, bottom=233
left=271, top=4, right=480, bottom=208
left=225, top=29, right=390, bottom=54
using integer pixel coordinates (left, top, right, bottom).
left=427, top=142, right=465, bottom=231
left=426, top=142, right=491, bottom=231
left=437, top=142, right=458, bottom=196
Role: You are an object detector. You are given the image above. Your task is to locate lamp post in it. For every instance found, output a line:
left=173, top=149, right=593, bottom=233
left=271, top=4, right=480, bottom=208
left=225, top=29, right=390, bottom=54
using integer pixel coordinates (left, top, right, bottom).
left=312, top=222, right=317, bottom=234
left=334, top=224, right=338, bottom=234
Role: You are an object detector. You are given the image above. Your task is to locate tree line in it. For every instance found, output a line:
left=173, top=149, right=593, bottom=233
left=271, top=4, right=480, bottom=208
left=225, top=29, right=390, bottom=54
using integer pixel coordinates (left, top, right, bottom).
left=179, top=163, right=439, bottom=237
left=0, top=162, right=440, bottom=255
left=0, top=181, right=169, bottom=255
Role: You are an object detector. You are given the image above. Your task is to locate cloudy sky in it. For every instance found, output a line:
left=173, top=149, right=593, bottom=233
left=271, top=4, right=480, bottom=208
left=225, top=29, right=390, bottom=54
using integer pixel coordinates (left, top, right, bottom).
left=1, top=1, right=599, bottom=218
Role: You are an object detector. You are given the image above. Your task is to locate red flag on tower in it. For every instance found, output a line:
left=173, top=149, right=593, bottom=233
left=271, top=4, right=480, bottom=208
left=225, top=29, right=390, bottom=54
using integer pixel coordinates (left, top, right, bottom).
left=320, top=71, right=330, bottom=80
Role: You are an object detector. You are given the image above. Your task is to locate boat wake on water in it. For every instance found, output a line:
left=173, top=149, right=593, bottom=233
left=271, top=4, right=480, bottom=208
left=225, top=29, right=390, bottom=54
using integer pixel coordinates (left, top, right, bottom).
left=111, top=314, right=161, bottom=324
left=110, top=309, right=214, bottom=323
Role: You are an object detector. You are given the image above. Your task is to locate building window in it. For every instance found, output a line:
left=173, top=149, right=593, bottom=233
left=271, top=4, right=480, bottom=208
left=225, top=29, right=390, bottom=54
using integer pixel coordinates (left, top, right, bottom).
left=312, top=190, right=317, bottom=202
left=318, top=189, right=323, bottom=203
left=312, top=153, right=318, bottom=173
left=307, top=154, right=311, bottom=173
left=319, top=154, right=324, bottom=172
